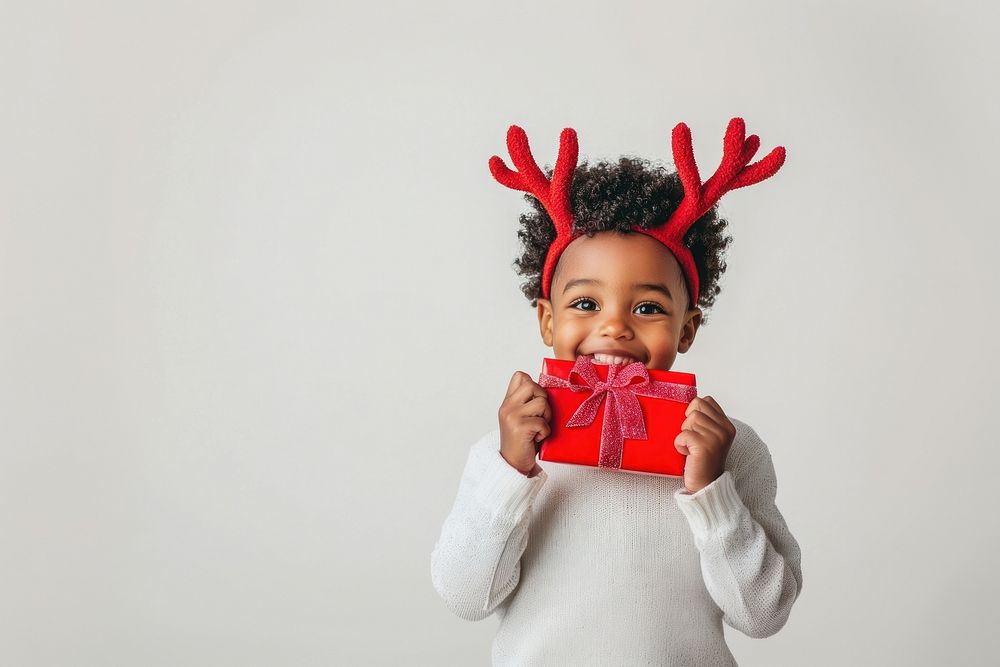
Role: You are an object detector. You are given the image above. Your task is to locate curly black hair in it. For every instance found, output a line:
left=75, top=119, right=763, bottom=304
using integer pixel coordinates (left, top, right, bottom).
left=512, top=156, right=733, bottom=325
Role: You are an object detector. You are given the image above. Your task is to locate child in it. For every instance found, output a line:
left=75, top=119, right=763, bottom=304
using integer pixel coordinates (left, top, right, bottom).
left=430, top=118, right=803, bottom=665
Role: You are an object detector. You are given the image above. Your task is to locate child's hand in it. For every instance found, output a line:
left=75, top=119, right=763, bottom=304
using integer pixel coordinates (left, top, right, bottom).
left=674, top=396, right=737, bottom=494
left=498, top=371, right=551, bottom=476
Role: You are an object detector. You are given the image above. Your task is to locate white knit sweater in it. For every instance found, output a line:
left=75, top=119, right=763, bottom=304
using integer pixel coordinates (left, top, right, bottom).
left=430, top=417, right=803, bottom=666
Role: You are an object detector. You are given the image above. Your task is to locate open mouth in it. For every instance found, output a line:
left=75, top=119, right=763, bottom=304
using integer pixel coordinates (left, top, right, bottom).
left=585, top=352, right=642, bottom=366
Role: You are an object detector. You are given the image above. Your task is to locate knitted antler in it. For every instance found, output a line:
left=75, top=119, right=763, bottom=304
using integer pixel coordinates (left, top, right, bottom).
left=489, top=125, right=579, bottom=299
left=645, top=117, right=786, bottom=308
left=488, top=118, right=785, bottom=309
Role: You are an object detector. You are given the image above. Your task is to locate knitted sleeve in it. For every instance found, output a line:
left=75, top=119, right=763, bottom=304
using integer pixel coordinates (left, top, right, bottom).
left=673, top=420, right=803, bottom=639
left=430, top=430, right=548, bottom=621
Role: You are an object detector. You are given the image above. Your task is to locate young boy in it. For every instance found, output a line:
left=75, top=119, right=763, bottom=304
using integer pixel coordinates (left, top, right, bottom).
left=430, top=119, right=803, bottom=665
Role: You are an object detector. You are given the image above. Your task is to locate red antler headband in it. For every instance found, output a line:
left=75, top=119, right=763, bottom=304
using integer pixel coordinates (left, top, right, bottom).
left=488, top=117, right=786, bottom=310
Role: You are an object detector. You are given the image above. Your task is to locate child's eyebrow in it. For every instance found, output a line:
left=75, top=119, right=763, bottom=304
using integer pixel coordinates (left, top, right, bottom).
left=563, top=278, right=674, bottom=301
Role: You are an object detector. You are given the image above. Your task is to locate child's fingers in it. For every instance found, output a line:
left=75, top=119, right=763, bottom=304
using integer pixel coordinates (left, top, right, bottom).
left=510, top=377, right=547, bottom=406
left=686, top=396, right=725, bottom=424
left=701, top=395, right=727, bottom=417
left=520, top=394, right=549, bottom=419
left=523, top=416, right=551, bottom=443
left=504, top=371, right=528, bottom=399
left=681, top=410, right=726, bottom=440
left=674, top=429, right=692, bottom=455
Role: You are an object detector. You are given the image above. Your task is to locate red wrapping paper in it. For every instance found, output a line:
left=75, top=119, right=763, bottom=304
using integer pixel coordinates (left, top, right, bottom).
left=536, top=356, right=697, bottom=477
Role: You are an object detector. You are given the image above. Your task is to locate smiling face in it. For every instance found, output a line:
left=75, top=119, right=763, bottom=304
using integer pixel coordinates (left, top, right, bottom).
left=536, top=230, right=703, bottom=371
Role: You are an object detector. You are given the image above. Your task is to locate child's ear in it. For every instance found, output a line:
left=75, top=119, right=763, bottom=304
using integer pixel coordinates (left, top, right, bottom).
left=677, top=307, right=703, bottom=353
left=536, top=298, right=554, bottom=347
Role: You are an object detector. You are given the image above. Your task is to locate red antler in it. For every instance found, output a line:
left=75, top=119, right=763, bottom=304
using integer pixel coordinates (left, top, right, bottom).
left=488, top=125, right=579, bottom=237
left=665, top=117, right=785, bottom=241
left=644, top=117, right=786, bottom=309
left=489, top=125, right=580, bottom=298
left=488, top=118, right=785, bottom=306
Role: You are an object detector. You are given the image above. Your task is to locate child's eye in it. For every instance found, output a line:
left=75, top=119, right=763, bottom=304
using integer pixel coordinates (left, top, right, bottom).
left=569, top=298, right=666, bottom=315
left=569, top=297, right=598, bottom=311
left=636, top=302, right=666, bottom=315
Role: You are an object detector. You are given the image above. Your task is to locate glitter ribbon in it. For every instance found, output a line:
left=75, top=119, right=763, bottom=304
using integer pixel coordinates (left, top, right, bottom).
left=538, top=355, right=698, bottom=469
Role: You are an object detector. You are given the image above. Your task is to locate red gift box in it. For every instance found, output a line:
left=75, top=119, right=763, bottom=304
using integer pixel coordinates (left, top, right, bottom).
left=536, top=356, right=697, bottom=477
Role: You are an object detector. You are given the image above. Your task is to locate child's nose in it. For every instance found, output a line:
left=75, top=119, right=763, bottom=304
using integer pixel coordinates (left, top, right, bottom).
left=598, top=310, right=634, bottom=338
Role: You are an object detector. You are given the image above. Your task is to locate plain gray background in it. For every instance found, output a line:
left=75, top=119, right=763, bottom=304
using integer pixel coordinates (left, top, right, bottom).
left=2, top=0, right=998, bottom=664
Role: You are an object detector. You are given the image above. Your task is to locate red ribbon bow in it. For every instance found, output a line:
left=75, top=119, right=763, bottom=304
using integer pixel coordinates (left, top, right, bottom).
left=538, top=355, right=698, bottom=469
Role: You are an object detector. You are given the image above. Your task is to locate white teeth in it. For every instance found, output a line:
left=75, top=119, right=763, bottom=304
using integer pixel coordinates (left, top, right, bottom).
left=592, top=353, right=637, bottom=365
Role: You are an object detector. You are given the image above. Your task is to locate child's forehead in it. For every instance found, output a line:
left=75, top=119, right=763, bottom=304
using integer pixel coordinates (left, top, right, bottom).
left=549, top=237, right=688, bottom=306
left=555, top=232, right=684, bottom=284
